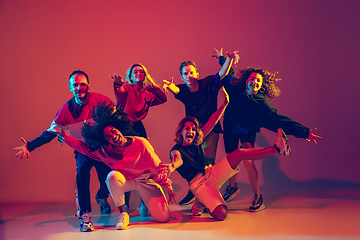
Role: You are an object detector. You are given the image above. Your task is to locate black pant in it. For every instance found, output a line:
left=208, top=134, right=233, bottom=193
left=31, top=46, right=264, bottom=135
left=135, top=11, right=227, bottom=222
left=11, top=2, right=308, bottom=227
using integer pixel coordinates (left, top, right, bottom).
left=75, top=151, right=112, bottom=214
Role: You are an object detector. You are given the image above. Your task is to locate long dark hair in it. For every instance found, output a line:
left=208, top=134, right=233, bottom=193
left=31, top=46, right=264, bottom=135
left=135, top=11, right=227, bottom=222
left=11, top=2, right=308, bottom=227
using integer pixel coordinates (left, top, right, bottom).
left=81, top=101, right=133, bottom=151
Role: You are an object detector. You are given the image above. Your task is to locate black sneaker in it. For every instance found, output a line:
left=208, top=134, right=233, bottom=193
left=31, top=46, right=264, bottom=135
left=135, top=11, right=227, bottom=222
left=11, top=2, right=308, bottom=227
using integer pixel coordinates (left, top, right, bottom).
left=95, top=194, right=111, bottom=214
left=222, top=184, right=241, bottom=202
left=249, top=194, right=265, bottom=212
left=179, top=190, right=195, bottom=205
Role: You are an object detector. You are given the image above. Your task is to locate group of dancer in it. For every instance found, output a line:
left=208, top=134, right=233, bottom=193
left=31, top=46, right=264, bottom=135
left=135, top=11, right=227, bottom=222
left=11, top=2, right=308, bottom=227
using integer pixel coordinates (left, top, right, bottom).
left=14, top=47, right=320, bottom=231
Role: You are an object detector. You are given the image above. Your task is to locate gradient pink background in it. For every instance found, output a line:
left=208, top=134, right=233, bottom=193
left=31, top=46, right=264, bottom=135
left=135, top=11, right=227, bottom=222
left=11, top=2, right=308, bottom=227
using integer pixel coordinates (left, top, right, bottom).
left=1, top=0, right=360, bottom=203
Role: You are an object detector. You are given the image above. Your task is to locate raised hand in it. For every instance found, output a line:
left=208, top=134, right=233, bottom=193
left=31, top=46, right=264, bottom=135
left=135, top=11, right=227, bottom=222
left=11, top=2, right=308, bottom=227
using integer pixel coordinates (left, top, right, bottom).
left=226, top=50, right=240, bottom=64
left=211, top=47, right=223, bottom=59
left=13, top=137, right=30, bottom=159
left=306, top=128, right=321, bottom=144
left=111, top=74, right=126, bottom=85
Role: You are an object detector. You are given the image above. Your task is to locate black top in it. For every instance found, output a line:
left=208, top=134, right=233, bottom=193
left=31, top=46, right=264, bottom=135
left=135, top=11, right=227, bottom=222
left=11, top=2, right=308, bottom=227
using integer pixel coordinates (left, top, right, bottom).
left=219, top=56, right=310, bottom=139
left=174, top=73, right=226, bottom=133
left=171, top=144, right=205, bottom=183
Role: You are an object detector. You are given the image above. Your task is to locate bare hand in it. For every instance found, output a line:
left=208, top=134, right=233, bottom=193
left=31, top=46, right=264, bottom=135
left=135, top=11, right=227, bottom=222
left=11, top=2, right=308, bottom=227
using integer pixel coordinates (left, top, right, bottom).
left=162, top=77, right=174, bottom=94
left=226, top=51, right=240, bottom=64
left=211, top=47, right=223, bottom=59
left=13, top=137, right=30, bottom=159
left=306, top=128, right=321, bottom=144
left=158, top=162, right=175, bottom=177
left=111, top=74, right=126, bottom=85
left=57, top=128, right=65, bottom=145
left=167, top=188, right=177, bottom=205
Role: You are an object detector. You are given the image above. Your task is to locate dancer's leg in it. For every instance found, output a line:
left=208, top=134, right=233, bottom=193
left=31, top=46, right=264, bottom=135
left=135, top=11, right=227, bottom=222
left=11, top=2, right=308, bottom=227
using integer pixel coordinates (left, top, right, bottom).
left=227, top=129, right=289, bottom=169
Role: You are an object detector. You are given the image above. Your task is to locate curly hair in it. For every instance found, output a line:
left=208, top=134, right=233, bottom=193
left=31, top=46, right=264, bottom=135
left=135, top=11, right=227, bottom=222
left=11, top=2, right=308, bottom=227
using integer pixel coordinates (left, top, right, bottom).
left=174, top=117, right=204, bottom=146
left=81, top=101, right=134, bottom=151
left=232, top=67, right=281, bottom=101
left=126, top=63, right=158, bottom=88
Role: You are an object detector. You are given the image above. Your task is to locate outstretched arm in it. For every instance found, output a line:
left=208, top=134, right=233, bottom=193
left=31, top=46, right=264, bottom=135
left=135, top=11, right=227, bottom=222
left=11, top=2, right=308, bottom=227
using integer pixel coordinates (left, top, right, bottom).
left=162, top=77, right=180, bottom=94
left=13, top=130, right=57, bottom=158
left=202, top=87, right=229, bottom=138
left=57, top=129, right=101, bottom=160
left=111, top=74, right=127, bottom=86
left=112, top=74, right=129, bottom=110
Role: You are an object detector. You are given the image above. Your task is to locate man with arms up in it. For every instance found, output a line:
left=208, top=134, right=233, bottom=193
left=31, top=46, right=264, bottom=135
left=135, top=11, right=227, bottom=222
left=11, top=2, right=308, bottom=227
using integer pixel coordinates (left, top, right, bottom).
left=162, top=50, right=238, bottom=205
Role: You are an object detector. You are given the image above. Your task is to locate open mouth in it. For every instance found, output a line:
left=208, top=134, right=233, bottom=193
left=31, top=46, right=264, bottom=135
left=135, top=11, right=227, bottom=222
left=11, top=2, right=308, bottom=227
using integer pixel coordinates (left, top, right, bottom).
left=113, top=135, right=119, bottom=143
left=186, top=135, right=194, bottom=141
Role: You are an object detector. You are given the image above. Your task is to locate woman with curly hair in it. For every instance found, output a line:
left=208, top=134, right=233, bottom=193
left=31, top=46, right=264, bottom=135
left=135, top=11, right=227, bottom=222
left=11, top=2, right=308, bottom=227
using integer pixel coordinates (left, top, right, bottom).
left=213, top=48, right=321, bottom=212
left=160, top=87, right=291, bottom=221
left=111, top=63, right=168, bottom=214
left=58, top=102, right=176, bottom=230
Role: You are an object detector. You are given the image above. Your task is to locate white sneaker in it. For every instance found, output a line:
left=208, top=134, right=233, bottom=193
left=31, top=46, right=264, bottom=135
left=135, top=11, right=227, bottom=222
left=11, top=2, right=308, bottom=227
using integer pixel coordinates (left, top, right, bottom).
left=275, top=128, right=291, bottom=155
left=116, top=212, right=129, bottom=230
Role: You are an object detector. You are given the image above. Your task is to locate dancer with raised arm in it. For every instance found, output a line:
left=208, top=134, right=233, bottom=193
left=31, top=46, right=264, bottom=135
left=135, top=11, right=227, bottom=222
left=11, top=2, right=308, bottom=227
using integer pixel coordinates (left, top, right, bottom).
left=213, top=48, right=321, bottom=211
left=160, top=87, right=290, bottom=221
left=162, top=50, right=238, bottom=205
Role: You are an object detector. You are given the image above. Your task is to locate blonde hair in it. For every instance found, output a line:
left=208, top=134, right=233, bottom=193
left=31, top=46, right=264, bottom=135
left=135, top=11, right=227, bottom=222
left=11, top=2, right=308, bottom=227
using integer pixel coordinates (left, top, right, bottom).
left=126, top=63, right=158, bottom=88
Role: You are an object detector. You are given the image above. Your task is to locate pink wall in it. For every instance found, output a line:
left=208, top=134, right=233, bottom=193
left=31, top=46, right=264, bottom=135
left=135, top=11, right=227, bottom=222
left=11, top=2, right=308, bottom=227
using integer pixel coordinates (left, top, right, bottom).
left=1, top=0, right=360, bottom=202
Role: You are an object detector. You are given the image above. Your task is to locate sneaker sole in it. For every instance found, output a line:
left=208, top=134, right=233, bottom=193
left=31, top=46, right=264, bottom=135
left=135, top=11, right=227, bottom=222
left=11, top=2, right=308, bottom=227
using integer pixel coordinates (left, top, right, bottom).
left=80, top=224, right=94, bottom=232
left=249, top=204, right=266, bottom=212
left=116, top=225, right=129, bottom=230
left=225, top=189, right=241, bottom=202
left=80, top=228, right=94, bottom=232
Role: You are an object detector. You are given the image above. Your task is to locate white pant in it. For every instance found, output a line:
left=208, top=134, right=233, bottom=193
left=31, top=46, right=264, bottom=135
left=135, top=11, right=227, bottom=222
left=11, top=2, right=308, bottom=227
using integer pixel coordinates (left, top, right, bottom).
left=106, top=171, right=170, bottom=222
left=190, top=156, right=240, bottom=212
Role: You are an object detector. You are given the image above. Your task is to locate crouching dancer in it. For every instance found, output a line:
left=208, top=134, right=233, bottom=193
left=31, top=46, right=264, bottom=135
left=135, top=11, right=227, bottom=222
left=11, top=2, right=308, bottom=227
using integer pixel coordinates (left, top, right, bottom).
left=160, top=87, right=290, bottom=221
left=57, top=102, right=176, bottom=230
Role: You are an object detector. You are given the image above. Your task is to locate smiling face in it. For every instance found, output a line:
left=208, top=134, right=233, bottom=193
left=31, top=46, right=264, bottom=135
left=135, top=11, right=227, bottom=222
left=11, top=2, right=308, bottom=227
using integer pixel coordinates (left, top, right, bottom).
left=103, top=126, right=127, bottom=147
left=181, top=65, right=199, bottom=87
left=245, top=72, right=263, bottom=95
left=69, top=73, right=89, bottom=103
left=181, top=121, right=197, bottom=146
left=131, top=65, right=145, bottom=85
